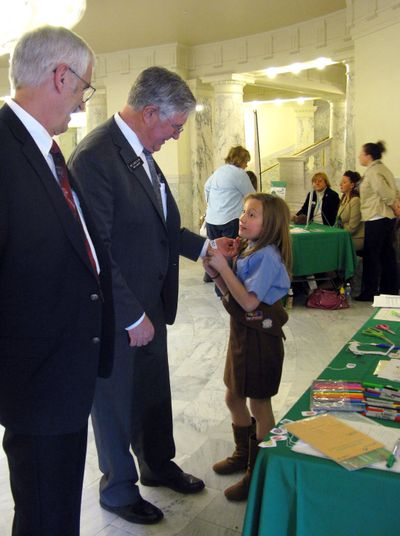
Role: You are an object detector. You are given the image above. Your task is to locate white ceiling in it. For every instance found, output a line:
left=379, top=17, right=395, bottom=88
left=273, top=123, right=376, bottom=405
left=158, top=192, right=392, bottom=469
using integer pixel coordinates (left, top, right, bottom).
left=74, top=0, right=345, bottom=53
left=0, top=1, right=347, bottom=99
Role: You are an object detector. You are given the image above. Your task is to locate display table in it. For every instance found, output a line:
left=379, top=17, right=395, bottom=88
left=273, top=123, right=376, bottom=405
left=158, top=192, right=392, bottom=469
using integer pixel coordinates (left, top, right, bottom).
left=290, top=223, right=357, bottom=280
left=243, top=311, right=400, bottom=536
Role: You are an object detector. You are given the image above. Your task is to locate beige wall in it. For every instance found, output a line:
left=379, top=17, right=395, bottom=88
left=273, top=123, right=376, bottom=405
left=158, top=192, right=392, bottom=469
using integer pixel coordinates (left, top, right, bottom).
left=354, top=21, right=400, bottom=177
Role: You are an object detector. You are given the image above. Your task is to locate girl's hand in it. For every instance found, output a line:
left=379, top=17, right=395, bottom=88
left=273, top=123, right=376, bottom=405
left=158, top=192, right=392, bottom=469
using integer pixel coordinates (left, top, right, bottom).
left=207, top=249, right=228, bottom=272
left=203, top=257, right=219, bottom=278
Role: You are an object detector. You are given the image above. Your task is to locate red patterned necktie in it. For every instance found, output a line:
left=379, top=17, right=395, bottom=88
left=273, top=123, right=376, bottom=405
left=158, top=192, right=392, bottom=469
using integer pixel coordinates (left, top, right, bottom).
left=50, top=140, right=98, bottom=277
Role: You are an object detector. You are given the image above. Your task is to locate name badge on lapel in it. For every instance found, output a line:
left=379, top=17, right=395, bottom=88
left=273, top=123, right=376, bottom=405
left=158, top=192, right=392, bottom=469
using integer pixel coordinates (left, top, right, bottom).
left=127, top=157, right=143, bottom=171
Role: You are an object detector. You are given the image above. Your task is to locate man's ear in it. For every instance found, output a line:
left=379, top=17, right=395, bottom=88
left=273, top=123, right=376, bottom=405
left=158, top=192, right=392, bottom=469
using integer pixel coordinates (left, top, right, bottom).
left=142, top=105, right=158, bottom=126
left=53, top=64, right=69, bottom=93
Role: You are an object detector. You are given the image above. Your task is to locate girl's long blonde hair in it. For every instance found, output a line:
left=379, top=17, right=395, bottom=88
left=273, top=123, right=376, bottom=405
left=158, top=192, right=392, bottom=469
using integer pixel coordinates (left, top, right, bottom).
left=239, top=193, right=292, bottom=275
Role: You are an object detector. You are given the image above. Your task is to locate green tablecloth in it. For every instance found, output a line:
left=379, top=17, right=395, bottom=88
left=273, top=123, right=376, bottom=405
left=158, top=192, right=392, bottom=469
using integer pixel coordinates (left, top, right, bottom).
left=243, top=311, right=400, bottom=536
left=291, top=223, right=357, bottom=279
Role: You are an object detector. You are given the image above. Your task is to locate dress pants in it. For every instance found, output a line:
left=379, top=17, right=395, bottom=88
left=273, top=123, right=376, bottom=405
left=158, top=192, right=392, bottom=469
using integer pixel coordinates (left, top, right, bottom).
left=206, top=218, right=239, bottom=242
left=91, top=302, right=179, bottom=507
left=362, top=218, right=398, bottom=297
left=3, top=425, right=87, bottom=536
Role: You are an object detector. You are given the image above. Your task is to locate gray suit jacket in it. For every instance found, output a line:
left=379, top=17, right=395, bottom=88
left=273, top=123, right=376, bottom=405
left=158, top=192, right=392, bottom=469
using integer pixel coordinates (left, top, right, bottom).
left=69, top=117, right=205, bottom=345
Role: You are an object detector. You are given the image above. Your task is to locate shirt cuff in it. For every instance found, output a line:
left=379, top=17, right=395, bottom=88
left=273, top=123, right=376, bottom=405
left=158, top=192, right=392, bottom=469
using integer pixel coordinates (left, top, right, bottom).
left=125, top=312, right=145, bottom=331
left=199, top=239, right=210, bottom=259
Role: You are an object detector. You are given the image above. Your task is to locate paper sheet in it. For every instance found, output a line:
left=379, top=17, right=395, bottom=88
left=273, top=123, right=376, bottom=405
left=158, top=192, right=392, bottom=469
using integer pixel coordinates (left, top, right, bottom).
left=373, top=295, right=400, bottom=308
left=374, top=308, right=400, bottom=322
left=286, top=414, right=386, bottom=469
left=375, top=359, right=400, bottom=382
left=290, top=227, right=310, bottom=234
left=292, top=412, right=400, bottom=473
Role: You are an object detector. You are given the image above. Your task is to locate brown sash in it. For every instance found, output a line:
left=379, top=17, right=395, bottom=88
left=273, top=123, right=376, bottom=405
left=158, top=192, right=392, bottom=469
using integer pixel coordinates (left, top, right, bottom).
left=222, top=293, right=288, bottom=338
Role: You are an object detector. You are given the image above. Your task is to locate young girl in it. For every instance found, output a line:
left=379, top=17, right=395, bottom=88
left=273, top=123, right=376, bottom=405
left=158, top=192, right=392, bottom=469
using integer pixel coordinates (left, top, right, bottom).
left=204, top=193, right=291, bottom=501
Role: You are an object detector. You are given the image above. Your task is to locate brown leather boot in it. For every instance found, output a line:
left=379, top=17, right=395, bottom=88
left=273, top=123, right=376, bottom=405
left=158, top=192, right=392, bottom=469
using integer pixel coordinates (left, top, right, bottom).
left=224, top=433, right=260, bottom=501
left=213, top=418, right=255, bottom=475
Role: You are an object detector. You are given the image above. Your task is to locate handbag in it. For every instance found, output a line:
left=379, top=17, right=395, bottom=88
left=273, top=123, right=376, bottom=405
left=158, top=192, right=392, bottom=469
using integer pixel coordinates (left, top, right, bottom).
left=306, top=289, right=349, bottom=310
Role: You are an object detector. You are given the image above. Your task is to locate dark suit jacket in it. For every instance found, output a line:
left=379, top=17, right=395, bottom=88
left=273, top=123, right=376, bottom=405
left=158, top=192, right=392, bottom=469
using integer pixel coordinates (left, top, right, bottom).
left=297, top=187, right=340, bottom=226
left=0, top=104, right=114, bottom=435
left=68, top=116, right=205, bottom=347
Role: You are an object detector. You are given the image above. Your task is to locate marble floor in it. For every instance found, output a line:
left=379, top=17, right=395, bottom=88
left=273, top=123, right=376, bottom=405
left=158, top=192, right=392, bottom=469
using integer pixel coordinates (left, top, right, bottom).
left=0, top=259, right=373, bottom=536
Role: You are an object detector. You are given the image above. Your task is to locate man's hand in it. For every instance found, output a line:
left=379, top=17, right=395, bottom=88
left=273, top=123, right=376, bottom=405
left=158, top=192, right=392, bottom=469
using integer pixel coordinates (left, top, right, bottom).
left=127, top=314, right=155, bottom=347
left=208, top=236, right=240, bottom=258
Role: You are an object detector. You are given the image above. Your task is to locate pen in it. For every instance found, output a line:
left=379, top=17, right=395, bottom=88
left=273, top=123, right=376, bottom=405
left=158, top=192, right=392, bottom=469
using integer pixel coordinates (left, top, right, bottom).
left=386, top=438, right=400, bottom=468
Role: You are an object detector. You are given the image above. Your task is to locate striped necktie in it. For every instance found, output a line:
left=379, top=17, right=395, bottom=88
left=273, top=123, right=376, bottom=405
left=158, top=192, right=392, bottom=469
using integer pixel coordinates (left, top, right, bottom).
left=143, top=148, right=165, bottom=219
left=50, top=140, right=98, bottom=277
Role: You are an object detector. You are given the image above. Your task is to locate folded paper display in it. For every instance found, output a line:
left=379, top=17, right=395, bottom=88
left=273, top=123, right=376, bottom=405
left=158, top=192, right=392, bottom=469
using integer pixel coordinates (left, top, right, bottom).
left=286, top=414, right=389, bottom=470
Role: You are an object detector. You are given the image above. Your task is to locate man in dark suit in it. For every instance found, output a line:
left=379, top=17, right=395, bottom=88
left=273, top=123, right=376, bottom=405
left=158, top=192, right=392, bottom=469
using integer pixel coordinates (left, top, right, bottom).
left=69, top=66, right=236, bottom=524
left=0, top=27, right=114, bottom=536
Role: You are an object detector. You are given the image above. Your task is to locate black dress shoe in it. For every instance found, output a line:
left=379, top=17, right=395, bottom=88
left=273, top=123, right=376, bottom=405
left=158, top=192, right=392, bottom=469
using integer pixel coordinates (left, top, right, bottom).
left=100, top=497, right=164, bottom=524
left=354, top=293, right=374, bottom=302
left=141, top=471, right=205, bottom=494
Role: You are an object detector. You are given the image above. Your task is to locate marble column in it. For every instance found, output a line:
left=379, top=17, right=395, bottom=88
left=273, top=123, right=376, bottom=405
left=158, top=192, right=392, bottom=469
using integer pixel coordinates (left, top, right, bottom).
left=344, top=59, right=356, bottom=171
left=293, top=104, right=316, bottom=152
left=293, top=104, right=316, bottom=180
left=329, top=97, right=346, bottom=188
left=187, top=80, right=214, bottom=231
left=209, top=78, right=247, bottom=169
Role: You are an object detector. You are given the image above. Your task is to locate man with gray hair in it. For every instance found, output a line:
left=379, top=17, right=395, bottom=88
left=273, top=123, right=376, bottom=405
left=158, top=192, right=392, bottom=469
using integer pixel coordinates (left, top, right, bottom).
left=0, top=26, right=114, bottom=535
left=69, top=66, right=237, bottom=524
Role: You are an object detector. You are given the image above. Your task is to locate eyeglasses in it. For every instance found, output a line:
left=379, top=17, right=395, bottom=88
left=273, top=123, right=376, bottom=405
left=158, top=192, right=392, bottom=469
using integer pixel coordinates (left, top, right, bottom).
left=167, top=119, right=184, bottom=134
left=68, top=67, right=96, bottom=103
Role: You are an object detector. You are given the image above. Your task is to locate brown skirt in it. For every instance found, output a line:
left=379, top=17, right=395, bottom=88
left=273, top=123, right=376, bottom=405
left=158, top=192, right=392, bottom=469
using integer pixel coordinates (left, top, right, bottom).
left=222, top=295, right=288, bottom=399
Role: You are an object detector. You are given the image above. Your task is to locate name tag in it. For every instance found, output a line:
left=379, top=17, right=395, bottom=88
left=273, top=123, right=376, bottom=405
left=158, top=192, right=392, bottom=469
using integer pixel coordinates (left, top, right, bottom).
left=128, top=157, right=143, bottom=171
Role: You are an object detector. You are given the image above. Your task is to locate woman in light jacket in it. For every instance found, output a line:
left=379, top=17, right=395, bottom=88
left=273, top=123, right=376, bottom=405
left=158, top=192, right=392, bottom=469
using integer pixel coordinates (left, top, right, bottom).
left=356, top=141, right=398, bottom=301
left=336, top=170, right=364, bottom=253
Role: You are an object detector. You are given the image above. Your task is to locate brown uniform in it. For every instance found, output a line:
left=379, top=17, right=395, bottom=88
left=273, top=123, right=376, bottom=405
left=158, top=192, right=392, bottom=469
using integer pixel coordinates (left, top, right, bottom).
left=222, top=293, right=288, bottom=399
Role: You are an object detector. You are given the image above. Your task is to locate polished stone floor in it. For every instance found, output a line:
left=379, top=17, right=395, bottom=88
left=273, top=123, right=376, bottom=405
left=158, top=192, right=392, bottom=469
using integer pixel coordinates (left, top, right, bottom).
left=0, top=259, right=373, bottom=536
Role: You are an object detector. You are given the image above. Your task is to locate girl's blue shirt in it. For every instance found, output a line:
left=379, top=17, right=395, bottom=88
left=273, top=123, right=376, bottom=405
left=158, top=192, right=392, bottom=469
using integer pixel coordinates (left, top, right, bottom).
left=235, top=244, right=290, bottom=305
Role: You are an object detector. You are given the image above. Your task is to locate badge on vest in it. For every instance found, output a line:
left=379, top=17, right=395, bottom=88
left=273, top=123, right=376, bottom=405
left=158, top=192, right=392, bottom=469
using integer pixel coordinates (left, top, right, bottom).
left=245, top=310, right=263, bottom=321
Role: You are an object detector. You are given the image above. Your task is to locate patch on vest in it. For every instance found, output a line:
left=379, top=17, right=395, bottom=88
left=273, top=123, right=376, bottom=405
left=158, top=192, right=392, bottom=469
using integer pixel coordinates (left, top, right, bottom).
left=262, top=318, right=273, bottom=329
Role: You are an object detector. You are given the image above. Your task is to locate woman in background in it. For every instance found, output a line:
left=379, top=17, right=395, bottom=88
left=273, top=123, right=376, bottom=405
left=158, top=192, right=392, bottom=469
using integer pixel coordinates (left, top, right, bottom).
left=336, top=170, right=364, bottom=253
left=356, top=141, right=398, bottom=301
left=204, top=146, right=255, bottom=285
left=293, top=171, right=339, bottom=226
left=205, top=146, right=255, bottom=242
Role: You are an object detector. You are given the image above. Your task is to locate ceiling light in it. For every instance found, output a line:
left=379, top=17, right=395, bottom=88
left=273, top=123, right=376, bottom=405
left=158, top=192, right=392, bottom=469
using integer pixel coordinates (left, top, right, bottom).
left=314, top=57, right=332, bottom=70
left=263, top=57, right=335, bottom=78
left=265, top=68, right=277, bottom=79
left=289, top=63, right=302, bottom=75
left=0, top=0, right=86, bottom=56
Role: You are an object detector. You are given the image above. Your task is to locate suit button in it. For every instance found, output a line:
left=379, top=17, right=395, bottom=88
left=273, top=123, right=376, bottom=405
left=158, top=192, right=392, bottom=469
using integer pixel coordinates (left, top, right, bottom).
left=90, top=293, right=99, bottom=301
left=92, top=337, right=101, bottom=344
left=160, top=239, right=167, bottom=246
left=158, top=274, right=163, bottom=280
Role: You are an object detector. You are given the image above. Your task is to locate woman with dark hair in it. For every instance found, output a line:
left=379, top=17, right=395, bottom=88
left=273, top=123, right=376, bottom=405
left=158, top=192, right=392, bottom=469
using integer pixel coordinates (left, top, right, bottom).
left=336, top=170, right=364, bottom=252
left=293, top=171, right=339, bottom=226
left=356, top=141, right=398, bottom=301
